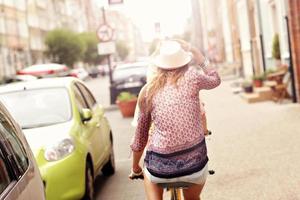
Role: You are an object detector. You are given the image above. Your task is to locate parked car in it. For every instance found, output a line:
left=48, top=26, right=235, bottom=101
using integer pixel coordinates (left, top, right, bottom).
left=110, top=62, right=148, bottom=104
left=1, top=75, right=38, bottom=85
left=97, top=64, right=110, bottom=76
left=69, top=68, right=90, bottom=80
left=17, top=63, right=69, bottom=78
left=0, top=102, right=45, bottom=200
left=87, top=67, right=100, bottom=78
left=0, top=77, right=115, bottom=200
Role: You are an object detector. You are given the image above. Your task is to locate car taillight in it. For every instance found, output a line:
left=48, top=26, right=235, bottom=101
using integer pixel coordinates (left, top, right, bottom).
left=47, top=70, right=55, bottom=74
left=69, top=73, right=78, bottom=78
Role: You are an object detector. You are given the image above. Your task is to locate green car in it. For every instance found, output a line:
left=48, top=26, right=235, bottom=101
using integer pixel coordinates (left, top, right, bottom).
left=0, top=77, right=115, bottom=200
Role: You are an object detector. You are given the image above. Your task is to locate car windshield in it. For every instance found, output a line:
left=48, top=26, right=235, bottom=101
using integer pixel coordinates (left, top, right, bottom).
left=0, top=88, right=72, bottom=129
left=113, top=66, right=147, bottom=80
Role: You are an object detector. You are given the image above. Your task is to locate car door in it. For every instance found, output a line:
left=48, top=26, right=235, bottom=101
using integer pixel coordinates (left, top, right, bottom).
left=75, top=82, right=111, bottom=167
left=72, top=83, right=105, bottom=168
left=0, top=106, right=45, bottom=200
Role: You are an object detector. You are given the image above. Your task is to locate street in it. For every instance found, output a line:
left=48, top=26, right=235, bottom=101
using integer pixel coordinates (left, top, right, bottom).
left=86, top=75, right=300, bottom=200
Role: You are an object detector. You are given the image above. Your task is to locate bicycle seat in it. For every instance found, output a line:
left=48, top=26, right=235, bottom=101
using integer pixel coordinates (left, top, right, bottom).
left=157, top=182, right=195, bottom=189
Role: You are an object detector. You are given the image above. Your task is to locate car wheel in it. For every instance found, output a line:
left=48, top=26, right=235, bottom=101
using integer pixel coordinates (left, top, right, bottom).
left=102, top=136, right=115, bottom=176
left=82, top=161, right=94, bottom=200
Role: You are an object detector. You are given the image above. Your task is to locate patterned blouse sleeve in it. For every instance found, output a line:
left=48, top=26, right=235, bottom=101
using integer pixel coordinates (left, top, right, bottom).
left=130, top=88, right=151, bottom=152
left=189, top=59, right=221, bottom=90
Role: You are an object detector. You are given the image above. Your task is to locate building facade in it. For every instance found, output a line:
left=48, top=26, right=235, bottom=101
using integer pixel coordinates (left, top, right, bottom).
left=196, top=0, right=298, bottom=102
left=287, top=0, right=300, bottom=102
left=0, top=0, right=97, bottom=81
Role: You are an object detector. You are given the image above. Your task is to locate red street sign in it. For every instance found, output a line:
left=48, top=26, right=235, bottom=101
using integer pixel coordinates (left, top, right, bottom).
left=97, top=24, right=114, bottom=42
left=108, top=0, right=123, bottom=4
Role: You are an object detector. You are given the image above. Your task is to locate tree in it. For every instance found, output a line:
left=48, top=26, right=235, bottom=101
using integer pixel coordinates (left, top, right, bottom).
left=79, top=32, right=106, bottom=65
left=116, top=40, right=129, bottom=60
left=45, top=29, right=85, bottom=67
left=272, top=34, right=281, bottom=60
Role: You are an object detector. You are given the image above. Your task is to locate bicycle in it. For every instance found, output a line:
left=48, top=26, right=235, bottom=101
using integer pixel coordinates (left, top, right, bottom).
left=159, top=182, right=193, bottom=200
left=129, top=131, right=214, bottom=200
left=130, top=173, right=193, bottom=200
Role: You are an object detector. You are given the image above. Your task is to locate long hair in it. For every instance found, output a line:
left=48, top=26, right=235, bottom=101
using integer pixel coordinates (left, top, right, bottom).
left=139, top=64, right=189, bottom=112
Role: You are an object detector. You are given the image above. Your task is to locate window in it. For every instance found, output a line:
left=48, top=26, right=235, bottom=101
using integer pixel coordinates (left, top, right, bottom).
left=73, top=85, right=88, bottom=111
left=5, top=19, right=18, bottom=36
left=0, top=88, right=72, bottom=129
left=0, top=17, right=5, bottom=34
left=0, top=153, right=11, bottom=194
left=75, top=83, right=97, bottom=108
left=18, top=20, right=29, bottom=38
left=15, top=0, right=26, bottom=11
left=0, top=117, right=28, bottom=174
left=3, top=0, right=15, bottom=7
left=0, top=112, right=29, bottom=194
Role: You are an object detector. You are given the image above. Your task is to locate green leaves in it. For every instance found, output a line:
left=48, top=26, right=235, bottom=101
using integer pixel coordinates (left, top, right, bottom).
left=79, top=32, right=106, bottom=65
left=115, top=40, right=129, bottom=60
left=272, top=34, right=281, bottom=60
left=45, top=29, right=130, bottom=67
left=45, top=29, right=85, bottom=67
left=116, top=92, right=137, bottom=102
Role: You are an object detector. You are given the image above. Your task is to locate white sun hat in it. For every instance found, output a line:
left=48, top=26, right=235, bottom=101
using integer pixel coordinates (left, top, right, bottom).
left=152, top=40, right=192, bottom=70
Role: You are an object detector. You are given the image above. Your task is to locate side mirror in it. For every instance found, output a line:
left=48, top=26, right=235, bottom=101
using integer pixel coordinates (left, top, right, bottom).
left=81, top=108, right=92, bottom=122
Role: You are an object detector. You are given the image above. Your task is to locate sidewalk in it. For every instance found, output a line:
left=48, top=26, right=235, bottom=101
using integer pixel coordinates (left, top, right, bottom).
left=201, top=79, right=300, bottom=200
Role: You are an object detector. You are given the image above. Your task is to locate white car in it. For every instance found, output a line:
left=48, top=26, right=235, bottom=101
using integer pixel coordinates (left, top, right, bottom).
left=69, top=68, right=89, bottom=80
left=0, top=102, right=45, bottom=200
left=17, top=63, right=69, bottom=78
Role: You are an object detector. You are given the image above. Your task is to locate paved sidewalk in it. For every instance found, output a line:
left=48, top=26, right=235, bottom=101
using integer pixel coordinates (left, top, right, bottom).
left=201, top=80, right=300, bottom=200
left=92, top=77, right=300, bottom=199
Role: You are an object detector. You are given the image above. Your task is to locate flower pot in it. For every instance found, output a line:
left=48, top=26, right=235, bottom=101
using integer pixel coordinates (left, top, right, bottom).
left=253, top=80, right=263, bottom=87
left=243, top=85, right=253, bottom=93
left=116, top=98, right=137, bottom=118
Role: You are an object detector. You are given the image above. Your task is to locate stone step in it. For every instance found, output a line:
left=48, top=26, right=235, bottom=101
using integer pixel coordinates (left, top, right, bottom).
left=254, top=86, right=273, bottom=99
left=240, top=92, right=261, bottom=103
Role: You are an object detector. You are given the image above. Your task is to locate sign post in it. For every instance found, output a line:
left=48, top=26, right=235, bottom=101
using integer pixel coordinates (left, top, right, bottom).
left=108, top=0, right=123, bottom=5
left=97, top=7, right=115, bottom=87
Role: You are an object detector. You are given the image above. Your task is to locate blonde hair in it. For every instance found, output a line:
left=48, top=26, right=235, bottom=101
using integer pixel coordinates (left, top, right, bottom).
left=138, top=64, right=189, bottom=112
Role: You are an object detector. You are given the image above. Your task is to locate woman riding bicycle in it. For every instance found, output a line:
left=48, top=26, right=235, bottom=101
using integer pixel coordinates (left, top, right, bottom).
left=130, top=39, right=221, bottom=200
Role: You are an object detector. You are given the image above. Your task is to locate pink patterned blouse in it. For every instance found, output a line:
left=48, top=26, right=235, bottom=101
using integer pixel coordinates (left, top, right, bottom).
left=131, top=64, right=221, bottom=178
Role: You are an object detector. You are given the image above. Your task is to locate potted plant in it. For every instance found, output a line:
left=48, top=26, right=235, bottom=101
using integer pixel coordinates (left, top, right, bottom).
left=116, top=92, right=138, bottom=118
left=272, top=34, right=281, bottom=67
left=252, top=74, right=265, bottom=87
left=242, top=81, right=253, bottom=93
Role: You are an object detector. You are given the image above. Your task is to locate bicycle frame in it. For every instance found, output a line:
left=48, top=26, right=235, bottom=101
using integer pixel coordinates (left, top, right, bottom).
left=158, top=182, right=195, bottom=200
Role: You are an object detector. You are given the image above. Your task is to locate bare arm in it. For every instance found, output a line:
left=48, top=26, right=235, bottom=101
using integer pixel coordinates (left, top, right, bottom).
left=132, top=151, right=143, bottom=173
left=130, top=86, right=151, bottom=173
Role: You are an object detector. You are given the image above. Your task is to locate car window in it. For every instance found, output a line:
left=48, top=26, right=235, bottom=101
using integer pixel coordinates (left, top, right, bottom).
left=0, top=88, right=72, bottom=129
left=0, top=116, right=28, bottom=175
left=73, top=85, right=89, bottom=110
left=74, top=83, right=97, bottom=108
left=0, top=153, right=11, bottom=194
left=0, top=113, right=29, bottom=195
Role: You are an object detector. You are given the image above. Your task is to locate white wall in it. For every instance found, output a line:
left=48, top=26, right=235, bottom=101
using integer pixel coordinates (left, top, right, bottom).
left=221, top=0, right=233, bottom=63
left=277, top=0, right=289, bottom=60
left=237, top=0, right=253, bottom=77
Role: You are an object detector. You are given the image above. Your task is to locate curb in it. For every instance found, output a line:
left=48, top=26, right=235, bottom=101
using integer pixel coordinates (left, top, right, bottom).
left=104, top=105, right=118, bottom=112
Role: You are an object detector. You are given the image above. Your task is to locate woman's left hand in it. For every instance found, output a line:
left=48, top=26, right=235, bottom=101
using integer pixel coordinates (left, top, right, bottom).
left=132, top=165, right=143, bottom=174
left=129, top=165, right=144, bottom=180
